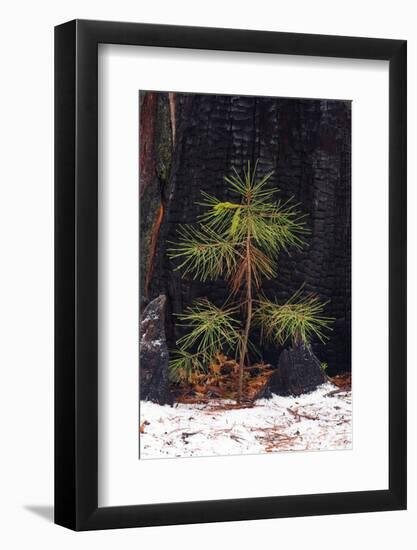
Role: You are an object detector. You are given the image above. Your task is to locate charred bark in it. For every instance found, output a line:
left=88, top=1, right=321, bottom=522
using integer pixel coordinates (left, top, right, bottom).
left=139, top=294, right=173, bottom=405
left=140, top=92, right=351, bottom=376
left=266, top=344, right=326, bottom=397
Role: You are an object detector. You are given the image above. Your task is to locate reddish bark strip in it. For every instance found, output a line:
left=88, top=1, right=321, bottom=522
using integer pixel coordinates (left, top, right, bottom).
left=168, top=92, right=176, bottom=145
left=144, top=202, right=165, bottom=300
left=139, top=92, right=157, bottom=197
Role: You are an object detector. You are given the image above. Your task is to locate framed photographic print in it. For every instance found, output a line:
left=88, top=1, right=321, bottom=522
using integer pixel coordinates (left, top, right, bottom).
left=55, top=20, right=407, bottom=530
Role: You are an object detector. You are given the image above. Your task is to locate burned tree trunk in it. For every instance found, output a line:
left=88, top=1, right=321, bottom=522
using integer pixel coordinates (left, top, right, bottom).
left=139, top=294, right=173, bottom=405
left=140, top=92, right=351, bottom=378
left=266, top=344, right=326, bottom=397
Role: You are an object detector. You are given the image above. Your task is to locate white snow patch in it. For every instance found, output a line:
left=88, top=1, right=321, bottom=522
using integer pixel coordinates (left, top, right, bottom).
left=140, top=336, right=164, bottom=349
left=139, top=383, right=352, bottom=459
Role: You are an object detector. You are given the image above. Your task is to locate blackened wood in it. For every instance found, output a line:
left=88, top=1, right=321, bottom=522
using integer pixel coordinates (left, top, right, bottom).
left=144, top=93, right=351, bottom=376
left=267, top=344, right=326, bottom=397
left=139, top=295, right=173, bottom=405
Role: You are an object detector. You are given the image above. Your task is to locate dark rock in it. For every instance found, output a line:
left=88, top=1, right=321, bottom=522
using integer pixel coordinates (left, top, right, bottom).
left=139, top=294, right=173, bottom=405
left=267, top=344, right=326, bottom=397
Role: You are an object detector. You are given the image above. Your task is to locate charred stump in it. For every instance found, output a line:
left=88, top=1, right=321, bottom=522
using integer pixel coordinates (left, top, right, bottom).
left=266, top=344, right=326, bottom=397
left=139, top=91, right=351, bottom=377
left=139, top=294, right=173, bottom=405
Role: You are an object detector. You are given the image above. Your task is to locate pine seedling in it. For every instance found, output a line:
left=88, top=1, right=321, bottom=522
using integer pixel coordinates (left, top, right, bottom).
left=167, top=161, right=332, bottom=402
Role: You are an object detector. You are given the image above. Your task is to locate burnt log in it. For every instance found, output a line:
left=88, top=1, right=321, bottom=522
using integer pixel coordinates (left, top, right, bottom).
left=266, top=344, right=326, bottom=397
left=139, top=294, right=173, bottom=405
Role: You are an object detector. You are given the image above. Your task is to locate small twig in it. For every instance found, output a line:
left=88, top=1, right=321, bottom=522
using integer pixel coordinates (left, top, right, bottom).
left=324, top=388, right=351, bottom=398
left=230, top=434, right=245, bottom=443
left=286, top=407, right=318, bottom=421
left=181, top=431, right=202, bottom=439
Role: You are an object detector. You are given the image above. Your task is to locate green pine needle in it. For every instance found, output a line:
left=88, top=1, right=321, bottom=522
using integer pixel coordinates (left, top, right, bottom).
left=175, top=298, right=241, bottom=353
left=254, top=287, right=334, bottom=347
left=170, top=162, right=309, bottom=285
left=169, top=298, right=242, bottom=382
left=230, top=208, right=241, bottom=236
left=168, top=349, right=206, bottom=383
left=167, top=224, right=242, bottom=281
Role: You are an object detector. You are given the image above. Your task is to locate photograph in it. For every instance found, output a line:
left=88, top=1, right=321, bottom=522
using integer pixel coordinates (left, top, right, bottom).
left=139, top=91, right=352, bottom=459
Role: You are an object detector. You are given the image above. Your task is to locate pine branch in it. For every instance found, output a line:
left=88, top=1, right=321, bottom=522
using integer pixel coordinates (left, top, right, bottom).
left=169, top=298, right=243, bottom=383
left=168, top=349, right=206, bottom=383
left=254, top=287, right=334, bottom=346
left=167, top=224, right=242, bottom=281
left=175, top=298, right=241, bottom=353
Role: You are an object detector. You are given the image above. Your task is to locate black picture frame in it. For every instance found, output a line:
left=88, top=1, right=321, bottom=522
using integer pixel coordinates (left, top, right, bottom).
left=55, top=19, right=407, bottom=531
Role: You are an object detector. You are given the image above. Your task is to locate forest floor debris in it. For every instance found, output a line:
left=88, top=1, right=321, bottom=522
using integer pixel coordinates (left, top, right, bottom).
left=140, top=382, right=352, bottom=459
left=172, top=353, right=274, bottom=402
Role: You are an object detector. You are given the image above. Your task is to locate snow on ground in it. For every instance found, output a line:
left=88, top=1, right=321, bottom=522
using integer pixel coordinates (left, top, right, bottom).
left=140, top=383, right=352, bottom=459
